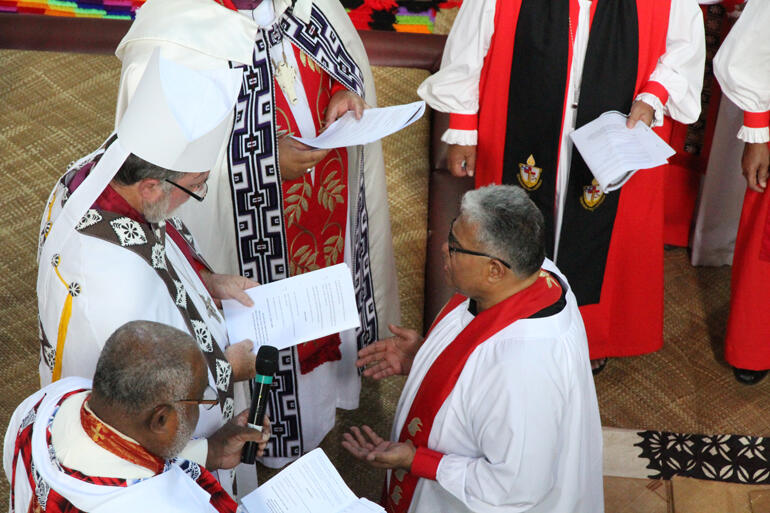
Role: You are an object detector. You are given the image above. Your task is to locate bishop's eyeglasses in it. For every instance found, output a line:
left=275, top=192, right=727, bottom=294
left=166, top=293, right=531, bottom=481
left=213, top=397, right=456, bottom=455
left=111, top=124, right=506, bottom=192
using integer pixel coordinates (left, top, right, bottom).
left=165, top=179, right=209, bottom=202
left=447, top=217, right=512, bottom=270
left=177, top=383, right=219, bottom=410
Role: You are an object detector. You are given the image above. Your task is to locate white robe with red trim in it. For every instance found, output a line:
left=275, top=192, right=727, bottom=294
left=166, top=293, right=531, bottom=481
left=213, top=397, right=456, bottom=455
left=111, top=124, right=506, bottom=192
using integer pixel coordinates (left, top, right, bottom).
left=391, top=261, right=603, bottom=513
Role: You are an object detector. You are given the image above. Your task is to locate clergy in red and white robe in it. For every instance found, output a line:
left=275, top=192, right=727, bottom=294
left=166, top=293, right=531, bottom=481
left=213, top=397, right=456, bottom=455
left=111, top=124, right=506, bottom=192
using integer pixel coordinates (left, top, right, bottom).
left=3, top=377, right=237, bottom=513
left=115, top=0, right=400, bottom=468
left=347, top=185, right=602, bottom=512
left=713, top=0, right=770, bottom=376
left=379, top=260, right=602, bottom=513
left=418, top=0, right=705, bottom=359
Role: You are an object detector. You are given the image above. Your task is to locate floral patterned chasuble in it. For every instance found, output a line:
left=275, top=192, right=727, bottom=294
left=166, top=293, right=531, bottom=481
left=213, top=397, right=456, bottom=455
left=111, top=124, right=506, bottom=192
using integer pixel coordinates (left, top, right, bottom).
left=275, top=44, right=348, bottom=374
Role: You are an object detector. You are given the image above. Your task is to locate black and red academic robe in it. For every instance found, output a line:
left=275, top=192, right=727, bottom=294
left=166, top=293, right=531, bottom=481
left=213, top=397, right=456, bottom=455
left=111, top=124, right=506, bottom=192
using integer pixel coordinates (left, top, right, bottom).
left=452, top=0, right=673, bottom=358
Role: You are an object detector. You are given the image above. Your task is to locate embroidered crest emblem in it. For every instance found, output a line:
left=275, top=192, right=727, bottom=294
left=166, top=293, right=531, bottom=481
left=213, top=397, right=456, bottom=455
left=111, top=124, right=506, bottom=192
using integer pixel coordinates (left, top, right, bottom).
left=191, top=320, right=213, bottom=352
left=408, top=417, right=423, bottom=437
left=76, top=209, right=102, bottom=231
left=110, top=217, right=147, bottom=247
left=173, top=280, right=187, bottom=308
left=222, top=397, right=234, bottom=421
left=151, top=243, right=167, bottom=270
left=517, top=155, right=543, bottom=191
left=215, top=358, right=232, bottom=392
left=579, top=179, right=605, bottom=211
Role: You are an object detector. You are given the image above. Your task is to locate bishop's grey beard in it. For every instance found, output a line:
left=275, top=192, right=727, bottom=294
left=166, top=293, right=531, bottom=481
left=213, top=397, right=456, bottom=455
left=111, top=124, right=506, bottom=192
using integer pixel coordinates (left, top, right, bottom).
left=162, top=406, right=197, bottom=460
left=142, top=189, right=175, bottom=224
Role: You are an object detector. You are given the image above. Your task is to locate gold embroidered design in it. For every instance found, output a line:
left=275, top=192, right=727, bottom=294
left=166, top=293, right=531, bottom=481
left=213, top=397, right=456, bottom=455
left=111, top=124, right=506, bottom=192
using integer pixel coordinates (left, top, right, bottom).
left=539, top=270, right=559, bottom=289
left=391, top=485, right=402, bottom=505
left=408, top=417, right=423, bottom=437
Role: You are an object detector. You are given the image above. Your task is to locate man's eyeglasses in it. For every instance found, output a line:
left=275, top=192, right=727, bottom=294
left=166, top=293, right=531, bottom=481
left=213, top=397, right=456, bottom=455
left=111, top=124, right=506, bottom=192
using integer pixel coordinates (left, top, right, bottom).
left=165, top=179, right=208, bottom=202
left=177, top=383, right=219, bottom=410
left=447, top=217, right=512, bottom=270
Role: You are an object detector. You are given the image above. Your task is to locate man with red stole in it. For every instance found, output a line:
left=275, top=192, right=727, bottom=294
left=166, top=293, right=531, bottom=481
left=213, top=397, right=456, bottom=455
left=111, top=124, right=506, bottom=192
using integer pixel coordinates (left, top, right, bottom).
left=713, top=0, right=770, bottom=384
left=418, top=0, right=705, bottom=372
left=344, top=185, right=603, bottom=513
left=4, top=321, right=267, bottom=513
left=115, top=0, right=400, bottom=469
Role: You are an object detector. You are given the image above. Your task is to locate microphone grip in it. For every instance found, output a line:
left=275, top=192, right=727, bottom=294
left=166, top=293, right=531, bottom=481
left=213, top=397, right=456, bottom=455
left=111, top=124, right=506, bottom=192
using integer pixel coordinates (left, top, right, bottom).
left=241, top=374, right=273, bottom=464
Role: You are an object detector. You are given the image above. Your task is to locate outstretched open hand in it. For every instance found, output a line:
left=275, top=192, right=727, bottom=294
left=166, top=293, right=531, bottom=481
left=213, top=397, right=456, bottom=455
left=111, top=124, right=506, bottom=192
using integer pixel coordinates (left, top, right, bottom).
left=341, top=425, right=415, bottom=470
left=356, top=324, right=423, bottom=379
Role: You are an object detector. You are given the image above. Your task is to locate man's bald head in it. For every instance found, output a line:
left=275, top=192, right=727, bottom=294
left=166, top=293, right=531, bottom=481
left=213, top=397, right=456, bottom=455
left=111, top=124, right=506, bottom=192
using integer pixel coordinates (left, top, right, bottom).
left=92, top=320, right=205, bottom=414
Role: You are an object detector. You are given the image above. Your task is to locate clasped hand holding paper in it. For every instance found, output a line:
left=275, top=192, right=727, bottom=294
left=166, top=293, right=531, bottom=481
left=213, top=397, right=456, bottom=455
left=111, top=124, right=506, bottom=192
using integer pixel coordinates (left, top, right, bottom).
left=221, top=263, right=360, bottom=352
left=292, top=101, right=426, bottom=149
left=569, top=110, right=676, bottom=193
left=241, top=449, right=384, bottom=513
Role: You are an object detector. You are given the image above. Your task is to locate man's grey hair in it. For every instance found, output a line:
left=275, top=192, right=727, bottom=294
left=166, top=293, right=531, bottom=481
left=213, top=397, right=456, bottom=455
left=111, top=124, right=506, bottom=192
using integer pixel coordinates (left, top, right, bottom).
left=92, top=321, right=201, bottom=413
left=112, top=153, right=184, bottom=187
left=459, top=185, right=545, bottom=278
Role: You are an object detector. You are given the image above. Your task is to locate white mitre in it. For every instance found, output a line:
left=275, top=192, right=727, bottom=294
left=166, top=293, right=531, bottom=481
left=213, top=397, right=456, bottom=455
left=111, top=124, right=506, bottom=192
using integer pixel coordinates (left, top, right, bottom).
left=40, top=49, right=242, bottom=264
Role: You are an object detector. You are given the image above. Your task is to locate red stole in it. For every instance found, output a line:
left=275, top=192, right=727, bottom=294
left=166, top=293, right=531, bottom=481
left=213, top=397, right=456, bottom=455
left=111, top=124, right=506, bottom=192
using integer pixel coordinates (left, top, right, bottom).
left=79, top=397, right=238, bottom=513
left=80, top=396, right=166, bottom=475
left=386, top=271, right=562, bottom=513
left=475, top=0, right=671, bottom=187
left=13, top=391, right=237, bottom=513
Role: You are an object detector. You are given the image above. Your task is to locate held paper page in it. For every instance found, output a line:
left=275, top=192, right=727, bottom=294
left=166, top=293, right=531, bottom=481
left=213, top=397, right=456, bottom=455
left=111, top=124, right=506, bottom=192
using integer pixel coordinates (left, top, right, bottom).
left=291, top=101, right=425, bottom=149
left=241, top=449, right=384, bottom=513
left=569, top=110, right=676, bottom=192
left=222, top=263, right=360, bottom=351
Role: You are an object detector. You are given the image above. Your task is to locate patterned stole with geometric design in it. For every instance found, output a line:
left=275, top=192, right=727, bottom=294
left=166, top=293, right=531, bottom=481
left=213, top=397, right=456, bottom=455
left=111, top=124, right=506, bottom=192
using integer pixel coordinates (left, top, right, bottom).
left=224, top=2, right=375, bottom=460
left=274, top=7, right=378, bottom=357
left=75, top=209, right=235, bottom=420
left=386, top=272, right=562, bottom=513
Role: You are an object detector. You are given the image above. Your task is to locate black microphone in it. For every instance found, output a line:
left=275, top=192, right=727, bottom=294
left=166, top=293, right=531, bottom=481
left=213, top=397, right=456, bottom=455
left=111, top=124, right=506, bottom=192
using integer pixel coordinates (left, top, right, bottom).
left=241, top=345, right=279, bottom=464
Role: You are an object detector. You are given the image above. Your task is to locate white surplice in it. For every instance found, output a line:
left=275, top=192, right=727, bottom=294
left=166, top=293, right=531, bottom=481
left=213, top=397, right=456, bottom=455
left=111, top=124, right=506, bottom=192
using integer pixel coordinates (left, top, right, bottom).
left=391, top=261, right=603, bottom=513
left=417, top=0, right=705, bottom=258
left=3, top=378, right=220, bottom=513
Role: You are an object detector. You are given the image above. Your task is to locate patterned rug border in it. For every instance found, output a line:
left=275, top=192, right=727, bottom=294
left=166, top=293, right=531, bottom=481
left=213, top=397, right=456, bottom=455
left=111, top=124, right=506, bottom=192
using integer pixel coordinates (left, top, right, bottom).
left=604, top=427, right=770, bottom=485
